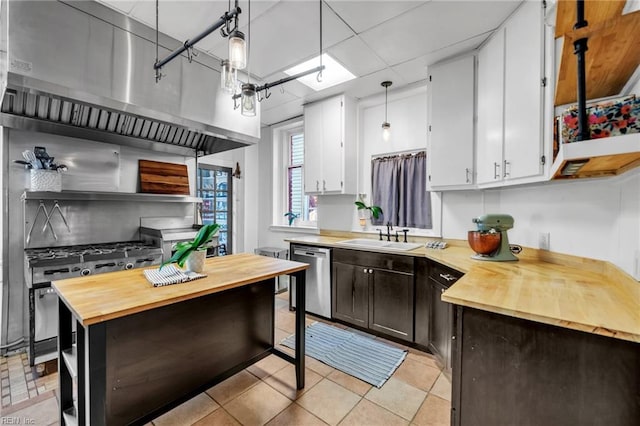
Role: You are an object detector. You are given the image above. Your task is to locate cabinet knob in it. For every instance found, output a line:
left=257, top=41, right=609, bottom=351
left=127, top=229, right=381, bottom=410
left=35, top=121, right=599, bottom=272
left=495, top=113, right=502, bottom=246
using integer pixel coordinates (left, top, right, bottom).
left=363, top=268, right=367, bottom=273
left=451, top=335, right=456, bottom=340
left=368, top=269, right=373, bottom=274
left=441, top=288, right=445, bottom=294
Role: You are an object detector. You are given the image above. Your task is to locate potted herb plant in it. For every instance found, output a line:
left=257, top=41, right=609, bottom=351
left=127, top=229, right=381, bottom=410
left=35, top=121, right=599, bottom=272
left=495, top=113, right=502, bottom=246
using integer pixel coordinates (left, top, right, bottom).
left=160, top=223, right=219, bottom=273
left=284, top=211, right=300, bottom=226
left=354, top=201, right=383, bottom=229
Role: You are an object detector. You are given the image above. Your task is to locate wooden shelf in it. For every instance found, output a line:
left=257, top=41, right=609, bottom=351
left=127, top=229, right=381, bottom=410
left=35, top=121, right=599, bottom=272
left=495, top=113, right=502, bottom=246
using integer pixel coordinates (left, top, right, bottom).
left=61, top=345, right=78, bottom=379
left=554, top=1, right=640, bottom=105
left=21, top=190, right=202, bottom=203
left=62, top=406, right=78, bottom=426
left=550, top=133, right=640, bottom=179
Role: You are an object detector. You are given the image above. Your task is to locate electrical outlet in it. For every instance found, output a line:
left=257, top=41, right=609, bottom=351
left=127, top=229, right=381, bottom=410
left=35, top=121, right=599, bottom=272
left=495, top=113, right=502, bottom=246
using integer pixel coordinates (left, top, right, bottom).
left=538, top=232, right=550, bottom=250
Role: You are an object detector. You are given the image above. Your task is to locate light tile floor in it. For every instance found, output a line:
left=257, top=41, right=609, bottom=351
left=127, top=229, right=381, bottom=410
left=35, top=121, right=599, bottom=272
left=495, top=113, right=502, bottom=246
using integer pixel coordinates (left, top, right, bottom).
left=0, top=291, right=451, bottom=425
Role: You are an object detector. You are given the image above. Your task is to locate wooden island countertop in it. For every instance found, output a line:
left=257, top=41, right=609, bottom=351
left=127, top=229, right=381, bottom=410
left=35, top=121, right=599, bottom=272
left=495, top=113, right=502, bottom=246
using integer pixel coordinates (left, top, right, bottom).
left=286, top=235, right=640, bottom=343
left=53, top=253, right=308, bottom=326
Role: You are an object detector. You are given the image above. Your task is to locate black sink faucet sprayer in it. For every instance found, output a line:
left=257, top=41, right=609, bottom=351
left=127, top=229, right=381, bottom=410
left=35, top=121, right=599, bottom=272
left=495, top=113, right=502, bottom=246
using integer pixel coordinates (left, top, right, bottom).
left=377, top=229, right=383, bottom=241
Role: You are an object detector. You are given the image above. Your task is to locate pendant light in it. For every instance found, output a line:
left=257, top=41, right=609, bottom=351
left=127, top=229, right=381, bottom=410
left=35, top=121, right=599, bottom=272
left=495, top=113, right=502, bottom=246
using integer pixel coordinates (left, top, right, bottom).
left=241, top=0, right=256, bottom=116
left=381, top=81, right=392, bottom=141
left=241, top=83, right=257, bottom=116
left=220, top=59, right=237, bottom=94
left=228, top=30, right=246, bottom=70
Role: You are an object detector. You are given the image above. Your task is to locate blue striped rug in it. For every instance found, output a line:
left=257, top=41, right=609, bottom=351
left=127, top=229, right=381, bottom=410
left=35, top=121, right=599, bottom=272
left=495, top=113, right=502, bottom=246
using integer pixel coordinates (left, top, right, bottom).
left=281, top=322, right=407, bottom=388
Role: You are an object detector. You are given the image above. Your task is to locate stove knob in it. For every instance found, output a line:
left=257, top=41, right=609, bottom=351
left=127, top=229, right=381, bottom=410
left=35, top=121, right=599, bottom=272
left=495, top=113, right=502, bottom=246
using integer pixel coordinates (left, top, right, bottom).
left=81, top=268, right=91, bottom=276
left=125, top=263, right=134, bottom=270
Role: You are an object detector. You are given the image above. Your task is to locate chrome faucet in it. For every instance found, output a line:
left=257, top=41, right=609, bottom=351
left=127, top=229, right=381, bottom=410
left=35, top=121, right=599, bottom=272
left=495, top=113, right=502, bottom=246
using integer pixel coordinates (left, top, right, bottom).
left=386, top=222, right=393, bottom=241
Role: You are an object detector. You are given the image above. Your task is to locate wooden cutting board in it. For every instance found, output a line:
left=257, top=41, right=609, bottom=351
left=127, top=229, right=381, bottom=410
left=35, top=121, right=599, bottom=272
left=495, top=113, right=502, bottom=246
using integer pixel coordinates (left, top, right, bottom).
left=139, top=160, right=190, bottom=195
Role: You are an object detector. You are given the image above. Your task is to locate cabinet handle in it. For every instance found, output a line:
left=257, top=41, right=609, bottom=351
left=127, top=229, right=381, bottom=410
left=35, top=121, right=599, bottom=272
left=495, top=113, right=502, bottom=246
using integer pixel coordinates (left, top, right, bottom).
left=503, top=160, right=510, bottom=178
left=316, top=180, right=319, bottom=191
left=493, top=162, right=500, bottom=179
left=465, top=168, right=471, bottom=183
left=439, top=273, right=457, bottom=282
left=323, top=180, right=326, bottom=191
left=352, top=281, right=355, bottom=313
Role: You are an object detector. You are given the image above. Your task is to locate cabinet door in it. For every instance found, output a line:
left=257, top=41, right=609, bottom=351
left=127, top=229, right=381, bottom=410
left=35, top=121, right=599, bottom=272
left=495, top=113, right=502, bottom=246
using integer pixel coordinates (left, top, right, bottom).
left=332, top=262, right=368, bottom=328
left=303, top=102, right=323, bottom=194
left=476, top=28, right=505, bottom=184
left=428, top=55, right=475, bottom=188
left=368, top=269, right=414, bottom=341
left=428, top=279, right=451, bottom=370
left=321, top=96, right=344, bottom=193
left=414, top=259, right=430, bottom=347
left=503, top=1, right=544, bottom=180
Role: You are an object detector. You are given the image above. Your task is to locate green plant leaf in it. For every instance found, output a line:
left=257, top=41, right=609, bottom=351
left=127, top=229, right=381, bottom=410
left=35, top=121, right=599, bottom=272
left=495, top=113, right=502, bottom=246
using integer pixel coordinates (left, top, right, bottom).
left=370, top=206, right=383, bottom=219
left=159, top=223, right=219, bottom=270
left=354, top=201, right=366, bottom=210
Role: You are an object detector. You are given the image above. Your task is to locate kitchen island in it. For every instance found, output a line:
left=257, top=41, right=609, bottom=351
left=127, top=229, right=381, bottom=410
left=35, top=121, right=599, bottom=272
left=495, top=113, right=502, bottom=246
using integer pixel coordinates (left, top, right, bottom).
left=52, top=253, right=308, bottom=426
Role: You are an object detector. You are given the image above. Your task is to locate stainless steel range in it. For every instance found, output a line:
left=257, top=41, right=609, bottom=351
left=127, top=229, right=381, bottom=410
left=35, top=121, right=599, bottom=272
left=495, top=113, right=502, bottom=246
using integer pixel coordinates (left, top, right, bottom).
left=25, top=241, right=163, bottom=365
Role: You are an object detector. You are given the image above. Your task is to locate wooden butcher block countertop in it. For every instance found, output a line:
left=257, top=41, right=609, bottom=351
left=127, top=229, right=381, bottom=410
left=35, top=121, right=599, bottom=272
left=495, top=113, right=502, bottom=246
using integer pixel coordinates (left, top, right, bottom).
left=286, top=235, right=640, bottom=343
left=53, top=253, right=308, bottom=326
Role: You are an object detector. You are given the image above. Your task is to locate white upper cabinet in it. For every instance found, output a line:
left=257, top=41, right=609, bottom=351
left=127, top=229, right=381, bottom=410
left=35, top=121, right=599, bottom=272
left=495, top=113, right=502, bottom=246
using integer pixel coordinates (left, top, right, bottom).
left=477, top=0, right=547, bottom=186
left=477, top=28, right=505, bottom=184
left=303, top=95, right=357, bottom=195
left=427, top=54, right=476, bottom=190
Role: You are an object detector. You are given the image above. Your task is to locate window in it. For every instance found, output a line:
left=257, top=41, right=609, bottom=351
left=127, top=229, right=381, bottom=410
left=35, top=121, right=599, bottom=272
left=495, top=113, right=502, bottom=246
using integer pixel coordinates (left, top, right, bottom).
left=371, top=151, right=432, bottom=229
left=285, top=130, right=317, bottom=225
left=197, top=165, right=232, bottom=252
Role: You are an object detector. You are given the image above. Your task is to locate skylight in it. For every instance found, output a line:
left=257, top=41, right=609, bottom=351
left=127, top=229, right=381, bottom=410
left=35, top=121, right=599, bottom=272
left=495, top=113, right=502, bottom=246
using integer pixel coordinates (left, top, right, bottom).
left=284, top=53, right=356, bottom=91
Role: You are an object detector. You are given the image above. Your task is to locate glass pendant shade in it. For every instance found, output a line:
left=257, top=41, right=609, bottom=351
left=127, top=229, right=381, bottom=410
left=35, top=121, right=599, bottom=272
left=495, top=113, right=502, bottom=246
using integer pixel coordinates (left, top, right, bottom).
left=241, top=83, right=257, bottom=117
left=382, top=122, right=391, bottom=141
left=220, top=60, right=237, bottom=94
left=228, top=30, right=246, bottom=70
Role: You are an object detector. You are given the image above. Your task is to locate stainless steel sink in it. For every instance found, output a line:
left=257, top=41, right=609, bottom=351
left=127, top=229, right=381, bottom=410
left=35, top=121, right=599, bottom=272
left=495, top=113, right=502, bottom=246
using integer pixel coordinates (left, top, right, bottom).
left=336, top=238, right=422, bottom=252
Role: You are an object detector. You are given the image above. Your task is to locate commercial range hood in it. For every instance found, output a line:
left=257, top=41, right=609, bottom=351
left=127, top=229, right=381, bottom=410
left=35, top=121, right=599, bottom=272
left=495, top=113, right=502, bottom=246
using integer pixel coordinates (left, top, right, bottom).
left=0, top=0, right=260, bottom=156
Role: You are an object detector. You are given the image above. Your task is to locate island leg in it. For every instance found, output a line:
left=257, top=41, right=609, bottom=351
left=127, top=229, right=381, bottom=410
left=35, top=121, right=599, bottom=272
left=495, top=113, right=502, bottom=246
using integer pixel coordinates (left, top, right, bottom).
left=293, top=270, right=306, bottom=389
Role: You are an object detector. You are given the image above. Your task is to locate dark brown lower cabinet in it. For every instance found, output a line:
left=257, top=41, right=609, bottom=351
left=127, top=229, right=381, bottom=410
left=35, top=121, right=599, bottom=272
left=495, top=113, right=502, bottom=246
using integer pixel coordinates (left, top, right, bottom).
left=428, top=279, right=453, bottom=371
left=368, top=268, right=414, bottom=341
left=332, top=262, right=368, bottom=328
left=414, top=259, right=430, bottom=347
left=332, top=249, right=414, bottom=341
left=452, top=306, right=640, bottom=426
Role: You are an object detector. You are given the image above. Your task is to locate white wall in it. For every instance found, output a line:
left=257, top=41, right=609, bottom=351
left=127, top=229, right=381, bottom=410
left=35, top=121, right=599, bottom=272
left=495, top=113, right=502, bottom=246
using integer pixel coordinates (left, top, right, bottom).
left=251, top=86, right=639, bottom=279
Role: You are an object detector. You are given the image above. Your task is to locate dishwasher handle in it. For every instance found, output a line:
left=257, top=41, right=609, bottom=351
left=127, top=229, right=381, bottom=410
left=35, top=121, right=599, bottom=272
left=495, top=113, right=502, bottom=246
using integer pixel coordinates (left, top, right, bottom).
left=292, top=246, right=330, bottom=258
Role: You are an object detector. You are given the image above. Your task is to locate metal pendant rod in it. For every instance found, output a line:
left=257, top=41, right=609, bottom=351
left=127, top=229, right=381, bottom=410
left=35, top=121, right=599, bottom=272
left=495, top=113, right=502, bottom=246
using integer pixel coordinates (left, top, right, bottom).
left=154, top=6, right=241, bottom=70
left=256, top=65, right=325, bottom=93
left=573, top=0, right=589, bottom=141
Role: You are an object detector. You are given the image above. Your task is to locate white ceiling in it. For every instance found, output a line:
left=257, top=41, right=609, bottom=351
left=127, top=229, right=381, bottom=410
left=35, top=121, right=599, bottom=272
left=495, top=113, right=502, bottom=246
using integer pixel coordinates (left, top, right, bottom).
left=97, top=0, right=522, bottom=126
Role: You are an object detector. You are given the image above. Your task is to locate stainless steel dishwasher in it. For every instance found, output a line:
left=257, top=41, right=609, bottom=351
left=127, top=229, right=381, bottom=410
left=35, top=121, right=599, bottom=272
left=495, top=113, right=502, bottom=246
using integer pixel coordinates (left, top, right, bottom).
left=290, top=245, right=331, bottom=318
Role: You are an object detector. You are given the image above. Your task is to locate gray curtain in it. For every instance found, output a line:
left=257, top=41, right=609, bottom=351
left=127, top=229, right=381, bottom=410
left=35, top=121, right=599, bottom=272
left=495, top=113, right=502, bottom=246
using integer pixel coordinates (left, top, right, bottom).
left=371, top=151, right=432, bottom=229
left=371, top=156, right=401, bottom=226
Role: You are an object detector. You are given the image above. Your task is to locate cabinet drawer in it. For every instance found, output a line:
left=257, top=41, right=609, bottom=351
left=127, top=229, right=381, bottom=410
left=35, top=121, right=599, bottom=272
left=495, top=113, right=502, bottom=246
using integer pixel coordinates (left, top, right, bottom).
left=333, top=248, right=414, bottom=274
left=429, top=263, right=462, bottom=288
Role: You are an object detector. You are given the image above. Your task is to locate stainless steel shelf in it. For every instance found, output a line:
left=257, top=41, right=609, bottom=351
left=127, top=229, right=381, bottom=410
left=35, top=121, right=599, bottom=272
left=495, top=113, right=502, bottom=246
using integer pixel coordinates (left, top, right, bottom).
left=22, top=190, right=202, bottom=203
